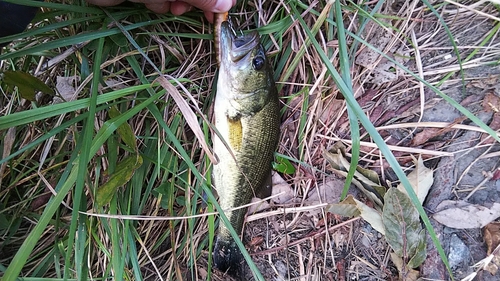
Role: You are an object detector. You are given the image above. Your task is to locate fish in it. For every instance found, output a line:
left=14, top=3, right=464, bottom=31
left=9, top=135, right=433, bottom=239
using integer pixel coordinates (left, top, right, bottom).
left=212, top=20, right=280, bottom=276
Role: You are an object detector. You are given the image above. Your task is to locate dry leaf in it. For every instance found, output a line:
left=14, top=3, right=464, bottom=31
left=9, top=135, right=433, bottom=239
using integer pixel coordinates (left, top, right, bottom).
left=410, top=128, right=442, bottom=146
left=482, top=112, right=500, bottom=144
left=354, top=19, right=408, bottom=84
left=327, top=195, right=385, bottom=235
left=435, top=199, right=469, bottom=212
left=271, top=172, right=295, bottom=204
left=54, top=76, right=79, bottom=103
left=390, top=252, right=420, bottom=281
left=155, top=76, right=216, bottom=163
left=483, top=222, right=500, bottom=275
left=304, top=179, right=343, bottom=206
left=433, top=202, right=500, bottom=229
left=327, top=195, right=360, bottom=217
left=482, top=92, right=500, bottom=112
left=397, top=155, right=433, bottom=204
left=324, top=146, right=385, bottom=208
left=484, top=222, right=500, bottom=255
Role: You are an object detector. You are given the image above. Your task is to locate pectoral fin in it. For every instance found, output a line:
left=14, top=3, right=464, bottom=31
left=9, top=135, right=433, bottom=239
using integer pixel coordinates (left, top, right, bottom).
left=227, top=117, right=243, bottom=151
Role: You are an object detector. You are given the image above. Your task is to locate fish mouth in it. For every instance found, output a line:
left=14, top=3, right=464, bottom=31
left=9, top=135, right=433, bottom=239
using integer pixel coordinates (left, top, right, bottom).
left=220, top=21, right=260, bottom=64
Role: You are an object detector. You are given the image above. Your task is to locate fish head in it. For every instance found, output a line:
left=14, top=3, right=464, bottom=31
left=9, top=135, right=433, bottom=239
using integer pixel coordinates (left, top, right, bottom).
left=218, top=21, right=275, bottom=117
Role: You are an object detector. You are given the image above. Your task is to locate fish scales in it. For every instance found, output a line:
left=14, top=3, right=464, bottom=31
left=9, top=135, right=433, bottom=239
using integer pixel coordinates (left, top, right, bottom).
left=212, top=20, right=280, bottom=276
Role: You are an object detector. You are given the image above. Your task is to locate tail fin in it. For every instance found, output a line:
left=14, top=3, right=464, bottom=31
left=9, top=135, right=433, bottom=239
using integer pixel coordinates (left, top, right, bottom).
left=213, top=234, right=244, bottom=277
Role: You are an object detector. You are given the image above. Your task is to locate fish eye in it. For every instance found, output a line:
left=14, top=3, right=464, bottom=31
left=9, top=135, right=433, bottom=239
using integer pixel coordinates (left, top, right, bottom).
left=252, top=56, right=265, bottom=70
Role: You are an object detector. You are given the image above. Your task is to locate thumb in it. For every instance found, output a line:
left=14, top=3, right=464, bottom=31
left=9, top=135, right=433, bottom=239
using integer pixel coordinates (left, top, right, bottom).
left=181, top=0, right=235, bottom=13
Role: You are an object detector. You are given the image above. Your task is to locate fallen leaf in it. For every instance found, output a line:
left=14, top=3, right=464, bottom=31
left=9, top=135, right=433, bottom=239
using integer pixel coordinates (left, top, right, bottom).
left=484, top=222, right=500, bottom=255
left=327, top=195, right=360, bottom=217
left=483, top=223, right=500, bottom=275
left=390, top=252, right=420, bottom=281
left=433, top=202, right=500, bottom=229
left=484, top=245, right=500, bottom=275
left=248, top=173, right=295, bottom=213
left=324, top=145, right=385, bottom=208
left=355, top=197, right=385, bottom=235
left=383, top=188, right=427, bottom=269
left=327, top=195, right=385, bottom=235
left=397, top=155, right=433, bottom=204
left=482, top=112, right=500, bottom=144
left=304, top=179, right=343, bottom=206
left=482, top=92, right=500, bottom=112
left=54, top=76, right=79, bottom=103
left=492, top=168, right=500, bottom=180
left=434, top=199, right=470, bottom=212
left=97, top=154, right=143, bottom=206
left=271, top=172, right=295, bottom=204
left=410, top=128, right=442, bottom=146
left=3, top=71, right=54, bottom=101
left=410, top=117, right=466, bottom=147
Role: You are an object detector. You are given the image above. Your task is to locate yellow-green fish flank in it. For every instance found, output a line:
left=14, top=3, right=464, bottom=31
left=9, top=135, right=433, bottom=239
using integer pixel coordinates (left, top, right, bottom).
left=212, top=21, right=280, bottom=276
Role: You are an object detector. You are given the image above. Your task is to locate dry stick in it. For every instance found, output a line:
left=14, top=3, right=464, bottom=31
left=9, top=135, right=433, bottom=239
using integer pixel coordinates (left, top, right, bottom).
left=443, top=0, right=500, bottom=22
left=251, top=217, right=360, bottom=256
left=321, top=136, right=453, bottom=156
left=464, top=171, right=494, bottom=201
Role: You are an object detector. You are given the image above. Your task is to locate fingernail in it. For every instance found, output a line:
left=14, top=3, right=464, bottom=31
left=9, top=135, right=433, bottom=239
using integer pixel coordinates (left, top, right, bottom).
left=213, top=0, right=232, bottom=13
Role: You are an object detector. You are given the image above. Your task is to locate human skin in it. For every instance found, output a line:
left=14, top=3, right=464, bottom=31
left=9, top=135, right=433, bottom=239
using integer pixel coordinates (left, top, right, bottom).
left=86, top=0, right=235, bottom=22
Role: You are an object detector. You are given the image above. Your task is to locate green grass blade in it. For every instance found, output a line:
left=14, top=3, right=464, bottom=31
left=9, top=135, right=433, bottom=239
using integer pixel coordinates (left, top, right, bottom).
left=334, top=0, right=360, bottom=201
left=0, top=19, right=171, bottom=61
left=2, top=160, right=80, bottom=281
left=0, top=84, right=151, bottom=131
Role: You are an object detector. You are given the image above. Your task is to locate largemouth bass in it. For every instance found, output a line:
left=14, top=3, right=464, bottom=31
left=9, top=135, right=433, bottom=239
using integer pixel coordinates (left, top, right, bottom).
left=212, top=21, right=280, bottom=275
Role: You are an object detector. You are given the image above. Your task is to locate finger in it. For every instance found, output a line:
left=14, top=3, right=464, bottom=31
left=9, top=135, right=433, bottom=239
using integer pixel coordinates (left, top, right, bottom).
left=144, top=2, right=171, bottom=13
left=204, top=11, right=214, bottom=23
left=180, top=0, right=234, bottom=13
left=129, top=0, right=172, bottom=3
left=170, top=1, right=192, bottom=15
left=86, top=0, right=126, bottom=6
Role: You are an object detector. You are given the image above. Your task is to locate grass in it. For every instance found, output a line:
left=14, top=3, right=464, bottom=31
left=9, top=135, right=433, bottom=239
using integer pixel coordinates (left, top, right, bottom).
left=1, top=0, right=500, bottom=280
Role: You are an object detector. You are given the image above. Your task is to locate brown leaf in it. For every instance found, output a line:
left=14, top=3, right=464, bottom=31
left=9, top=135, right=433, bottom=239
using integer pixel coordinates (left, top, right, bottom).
left=410, top=128, right=442, bottom=146
left=481, top=112, right=500, bottom=144
left=482, top=224, right=500, bottom=277
left=390, top=252, right=420, bottom=281
left=484, top=222, right=500, bottom=255
left=410, top=116, right=466, bottom=146
left=482, top=92, right=500, bottom=112
left=155, top=76, right=216, bottom=164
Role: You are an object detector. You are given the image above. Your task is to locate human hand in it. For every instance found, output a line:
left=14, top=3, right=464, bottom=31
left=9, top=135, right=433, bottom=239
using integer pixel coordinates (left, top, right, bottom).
left=86, top=0, right=235, bottom=22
